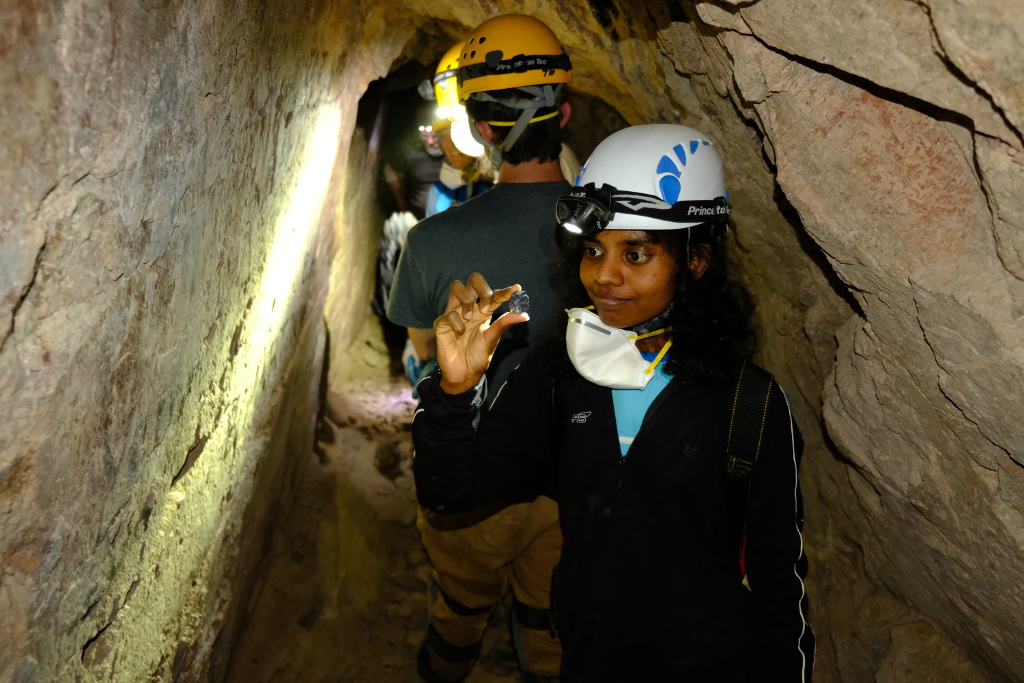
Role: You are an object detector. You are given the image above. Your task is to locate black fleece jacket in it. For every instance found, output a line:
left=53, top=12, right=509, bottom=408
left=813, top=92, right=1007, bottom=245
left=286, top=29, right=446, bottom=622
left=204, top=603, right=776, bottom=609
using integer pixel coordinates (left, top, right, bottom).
left=413, top=348, right=814, bottom=682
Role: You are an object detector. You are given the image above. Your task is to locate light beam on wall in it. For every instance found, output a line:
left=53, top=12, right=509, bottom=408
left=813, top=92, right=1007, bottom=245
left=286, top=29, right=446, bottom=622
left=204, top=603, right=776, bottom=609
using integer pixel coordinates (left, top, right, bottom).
left=254, top=104, right=342, bottom=345
left=150, top=105, right=343, bottom=663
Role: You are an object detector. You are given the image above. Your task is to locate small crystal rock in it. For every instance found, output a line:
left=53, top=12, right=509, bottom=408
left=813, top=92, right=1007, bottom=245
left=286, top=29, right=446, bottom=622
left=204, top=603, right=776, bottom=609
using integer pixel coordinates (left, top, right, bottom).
left=509, top=290, right=530, bottom=314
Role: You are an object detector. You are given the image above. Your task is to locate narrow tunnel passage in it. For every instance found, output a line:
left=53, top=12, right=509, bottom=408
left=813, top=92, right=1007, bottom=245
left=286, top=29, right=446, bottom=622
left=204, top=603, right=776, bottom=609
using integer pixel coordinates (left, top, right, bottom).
left=224, top=317, right=521, bottom=682
left=223, top=62, right=630, bottom=681
left=2, top=1, right=1022, bottom=682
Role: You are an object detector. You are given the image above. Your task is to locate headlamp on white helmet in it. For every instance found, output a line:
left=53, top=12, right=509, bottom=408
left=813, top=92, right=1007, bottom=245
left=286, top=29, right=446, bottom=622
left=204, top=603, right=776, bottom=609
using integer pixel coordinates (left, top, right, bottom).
left=556, top=124, right=732, bottom=234
left=556, top=182, right=730, bottom=236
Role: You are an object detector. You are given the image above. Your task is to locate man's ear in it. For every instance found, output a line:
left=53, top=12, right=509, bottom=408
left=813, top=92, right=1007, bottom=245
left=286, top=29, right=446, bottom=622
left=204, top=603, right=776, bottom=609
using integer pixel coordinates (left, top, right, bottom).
left=474, top=120, right=497, bottom=145
left=559, top=101, right=572, bottom=128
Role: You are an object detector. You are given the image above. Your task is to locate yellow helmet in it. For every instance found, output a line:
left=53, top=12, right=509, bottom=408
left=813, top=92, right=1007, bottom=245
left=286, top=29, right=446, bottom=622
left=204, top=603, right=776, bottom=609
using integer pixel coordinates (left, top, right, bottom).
left=456, top=15, right=572, bottom=103
left=433, top=42, right=463, bottom=119
left=431, top=42, right=486, bottom=158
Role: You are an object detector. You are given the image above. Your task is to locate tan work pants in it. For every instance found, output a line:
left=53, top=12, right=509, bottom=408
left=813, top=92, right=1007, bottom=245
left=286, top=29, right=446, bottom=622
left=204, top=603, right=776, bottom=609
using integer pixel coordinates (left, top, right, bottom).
left=417, top=494, right=562, bottom=679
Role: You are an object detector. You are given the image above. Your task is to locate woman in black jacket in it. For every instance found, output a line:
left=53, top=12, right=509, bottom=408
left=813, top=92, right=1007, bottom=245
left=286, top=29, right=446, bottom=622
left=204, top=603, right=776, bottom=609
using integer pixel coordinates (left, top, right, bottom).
left=412, top=124, right=814, bottom=682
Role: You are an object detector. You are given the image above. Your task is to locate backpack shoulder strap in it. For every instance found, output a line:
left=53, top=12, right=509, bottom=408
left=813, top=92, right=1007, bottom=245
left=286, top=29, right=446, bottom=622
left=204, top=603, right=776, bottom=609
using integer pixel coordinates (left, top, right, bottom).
left=726, top=361, right=774, bottom=478
left=725, top=360, right=775, bottom=574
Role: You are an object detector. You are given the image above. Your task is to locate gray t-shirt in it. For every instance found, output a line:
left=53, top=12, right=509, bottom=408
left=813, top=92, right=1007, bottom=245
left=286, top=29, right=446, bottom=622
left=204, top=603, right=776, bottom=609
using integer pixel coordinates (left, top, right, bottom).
left=387, top=181, right=570, bottom=390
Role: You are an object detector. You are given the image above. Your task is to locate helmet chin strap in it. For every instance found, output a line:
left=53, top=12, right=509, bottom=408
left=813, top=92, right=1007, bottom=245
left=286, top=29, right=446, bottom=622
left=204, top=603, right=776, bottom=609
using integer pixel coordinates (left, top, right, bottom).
left=470, top=85, right=562, bottom=171
left=496, top=106, right=538, bottom=165
left=469, top=120, right=506, bottom=170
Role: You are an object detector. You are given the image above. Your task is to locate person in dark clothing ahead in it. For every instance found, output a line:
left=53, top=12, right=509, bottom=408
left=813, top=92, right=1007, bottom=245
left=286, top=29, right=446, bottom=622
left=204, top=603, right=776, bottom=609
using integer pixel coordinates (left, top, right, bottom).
left=411, top=124, right=815, bottom=682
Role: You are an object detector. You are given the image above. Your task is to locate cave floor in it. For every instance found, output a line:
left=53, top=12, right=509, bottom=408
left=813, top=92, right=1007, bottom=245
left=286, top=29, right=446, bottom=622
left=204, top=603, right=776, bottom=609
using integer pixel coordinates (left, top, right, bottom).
left=226, top=318, right=520, bottom=683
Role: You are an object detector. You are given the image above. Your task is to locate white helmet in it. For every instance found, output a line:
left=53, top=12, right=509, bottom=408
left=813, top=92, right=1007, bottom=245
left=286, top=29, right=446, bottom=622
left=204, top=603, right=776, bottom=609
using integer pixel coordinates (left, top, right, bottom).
left=556, top=124, right=730, bottom=233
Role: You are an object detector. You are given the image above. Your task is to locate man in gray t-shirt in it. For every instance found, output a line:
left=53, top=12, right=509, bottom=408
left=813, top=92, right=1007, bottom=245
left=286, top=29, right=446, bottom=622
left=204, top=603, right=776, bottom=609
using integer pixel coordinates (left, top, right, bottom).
left=386, top=14, right=575, bottom=683
left=387, top=179, right=568, bottom=392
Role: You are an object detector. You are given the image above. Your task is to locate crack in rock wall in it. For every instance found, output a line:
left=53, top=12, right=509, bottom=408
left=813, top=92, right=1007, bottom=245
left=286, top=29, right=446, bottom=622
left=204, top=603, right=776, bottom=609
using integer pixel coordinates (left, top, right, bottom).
left=685, top=3, right=1024, bottom=678
left=654, top=1, right=1022, bottom=679
left=0, top=0, right=404, bottom=680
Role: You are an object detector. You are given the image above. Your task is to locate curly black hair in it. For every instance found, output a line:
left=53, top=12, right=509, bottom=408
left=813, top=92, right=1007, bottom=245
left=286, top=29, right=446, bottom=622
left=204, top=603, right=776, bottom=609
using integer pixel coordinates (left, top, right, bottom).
left=548, top=221, right=757, bottom=386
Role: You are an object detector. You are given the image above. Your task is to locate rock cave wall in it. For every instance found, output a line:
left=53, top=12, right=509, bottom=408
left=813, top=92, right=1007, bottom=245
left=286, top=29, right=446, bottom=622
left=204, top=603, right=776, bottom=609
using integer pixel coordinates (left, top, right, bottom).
left=2, top=0, right=1022, bottom=681
left=655, top=3, right=1024, bottom=680
left=0, top=1, right=409, bottom=680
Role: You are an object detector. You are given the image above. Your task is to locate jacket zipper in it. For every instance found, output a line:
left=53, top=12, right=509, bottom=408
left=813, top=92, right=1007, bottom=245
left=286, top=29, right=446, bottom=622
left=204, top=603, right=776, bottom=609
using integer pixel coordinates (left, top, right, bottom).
left=617, top=376, right=680, bottom=491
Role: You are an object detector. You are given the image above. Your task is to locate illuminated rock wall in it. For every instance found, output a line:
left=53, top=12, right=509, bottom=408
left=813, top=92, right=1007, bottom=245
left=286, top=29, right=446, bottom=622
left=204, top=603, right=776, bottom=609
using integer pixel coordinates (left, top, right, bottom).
left=0, top=1, right=406, bottom=680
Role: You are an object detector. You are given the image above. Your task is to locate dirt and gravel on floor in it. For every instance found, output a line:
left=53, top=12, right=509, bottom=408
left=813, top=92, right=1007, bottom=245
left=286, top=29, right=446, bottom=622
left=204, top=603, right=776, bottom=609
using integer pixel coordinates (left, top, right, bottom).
left=227, top=317, right=520, bottom=683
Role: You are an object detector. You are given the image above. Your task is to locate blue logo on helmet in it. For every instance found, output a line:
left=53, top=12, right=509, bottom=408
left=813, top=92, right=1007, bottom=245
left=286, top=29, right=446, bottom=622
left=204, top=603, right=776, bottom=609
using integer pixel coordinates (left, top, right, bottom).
left=656, top=139, right=712, bottom=204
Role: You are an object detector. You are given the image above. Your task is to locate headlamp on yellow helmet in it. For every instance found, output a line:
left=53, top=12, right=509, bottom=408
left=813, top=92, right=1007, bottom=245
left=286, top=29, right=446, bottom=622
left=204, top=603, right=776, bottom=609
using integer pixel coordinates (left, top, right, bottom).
left=430, top=41, right=484, bottom=158
left=433, top=42, right=463, bottom=121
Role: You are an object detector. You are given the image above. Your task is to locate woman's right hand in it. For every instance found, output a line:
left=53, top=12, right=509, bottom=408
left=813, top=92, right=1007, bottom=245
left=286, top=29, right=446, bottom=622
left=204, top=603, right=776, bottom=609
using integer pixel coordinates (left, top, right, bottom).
left=434, top=273, right=529, bottom=395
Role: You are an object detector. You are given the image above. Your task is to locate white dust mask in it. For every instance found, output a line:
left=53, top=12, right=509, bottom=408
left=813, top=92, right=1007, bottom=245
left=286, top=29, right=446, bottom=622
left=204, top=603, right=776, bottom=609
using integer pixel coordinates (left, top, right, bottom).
left=438, top=161, right=466, bottom=190
left=565, top=308, right=672, bottom=390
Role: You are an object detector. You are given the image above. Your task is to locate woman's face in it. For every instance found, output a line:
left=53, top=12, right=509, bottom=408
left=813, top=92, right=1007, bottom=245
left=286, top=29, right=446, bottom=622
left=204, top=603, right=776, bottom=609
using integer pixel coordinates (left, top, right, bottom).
left=579, top=229, right=680, bottom=329
left=439, top=127, right=475, bottom=170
